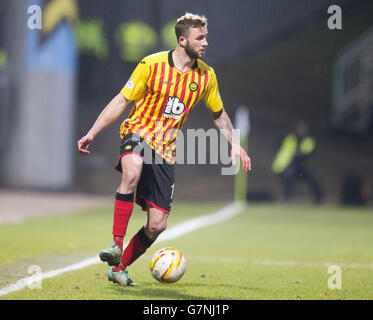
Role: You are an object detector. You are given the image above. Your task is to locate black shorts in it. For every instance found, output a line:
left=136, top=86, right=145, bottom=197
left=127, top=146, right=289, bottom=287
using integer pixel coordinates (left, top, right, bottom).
left=115, top=133, right=175, bottom=214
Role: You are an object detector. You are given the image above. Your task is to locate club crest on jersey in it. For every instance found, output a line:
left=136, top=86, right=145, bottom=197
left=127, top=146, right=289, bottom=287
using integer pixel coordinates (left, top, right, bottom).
left=189, top=81, right=198, bottom=92
left=164, top=97, right=185, bottom=120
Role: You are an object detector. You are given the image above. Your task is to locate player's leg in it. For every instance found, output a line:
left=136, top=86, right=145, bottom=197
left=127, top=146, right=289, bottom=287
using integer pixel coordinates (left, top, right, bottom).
left=144, top=205, right=168, bottom=240
left=108, top=205, right=168, bottom=286
left=99, top=134, right=144, bottom=266
left=113, top=154, right=143, bottom=245
left=108, top=149, right=174, bottom=286
left=115, top=205, right=168, bottom=270
left=99, top=154, right=143, bottom=266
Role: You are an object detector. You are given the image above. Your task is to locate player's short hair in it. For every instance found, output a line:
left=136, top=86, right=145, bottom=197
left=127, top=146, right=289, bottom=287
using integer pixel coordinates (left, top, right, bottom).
left=175, top=12, right=208, bottom=41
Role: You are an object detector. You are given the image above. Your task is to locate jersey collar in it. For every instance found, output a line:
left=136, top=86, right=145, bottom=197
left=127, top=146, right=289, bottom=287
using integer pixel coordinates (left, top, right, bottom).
left=168, top=50, right=198, bottom=69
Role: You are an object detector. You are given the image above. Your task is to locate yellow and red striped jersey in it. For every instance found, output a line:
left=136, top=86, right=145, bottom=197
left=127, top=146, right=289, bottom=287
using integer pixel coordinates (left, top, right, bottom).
left=120, top=50, right=223, bottom=164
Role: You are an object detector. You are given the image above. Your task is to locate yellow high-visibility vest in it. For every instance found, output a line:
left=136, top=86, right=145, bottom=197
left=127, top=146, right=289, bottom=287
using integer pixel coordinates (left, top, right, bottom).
left=73, top=19, right=109, bottom=59
left=161, top=20, right=177, bottom=50
left=272, top=134, right=316, bottom=174
left=115, top=22, right=158, bottom=62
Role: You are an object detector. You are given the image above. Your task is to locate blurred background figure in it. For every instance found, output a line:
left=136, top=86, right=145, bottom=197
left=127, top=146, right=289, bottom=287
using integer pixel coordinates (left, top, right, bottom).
left=272, top=121, right=323, bottom=204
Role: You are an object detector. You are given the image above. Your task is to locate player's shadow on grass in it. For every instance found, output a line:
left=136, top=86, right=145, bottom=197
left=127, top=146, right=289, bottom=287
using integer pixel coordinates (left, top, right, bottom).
left=107, top=282, right=258, bottom=299
left=107, top=282, right=214, bottom=300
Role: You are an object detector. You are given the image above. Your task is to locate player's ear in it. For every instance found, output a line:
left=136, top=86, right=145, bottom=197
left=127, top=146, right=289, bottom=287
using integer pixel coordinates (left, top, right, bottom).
left=178, top=35, right=187, bottom=47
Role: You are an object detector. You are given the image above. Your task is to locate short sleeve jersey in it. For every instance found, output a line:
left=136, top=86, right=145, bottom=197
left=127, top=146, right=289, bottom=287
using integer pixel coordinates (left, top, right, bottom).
left=120, top=50, right=223, bottom=164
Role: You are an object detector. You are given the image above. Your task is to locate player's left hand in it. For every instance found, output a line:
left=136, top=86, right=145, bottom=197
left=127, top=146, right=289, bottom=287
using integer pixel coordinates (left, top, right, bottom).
left=231, top=144, right=251, bottom=171
left=77, top=134, right=94, bottom=155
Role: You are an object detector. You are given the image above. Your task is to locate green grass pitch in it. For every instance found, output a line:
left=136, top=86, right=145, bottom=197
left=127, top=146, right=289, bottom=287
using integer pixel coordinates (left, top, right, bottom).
left=0, top=202, right=372, bottom=300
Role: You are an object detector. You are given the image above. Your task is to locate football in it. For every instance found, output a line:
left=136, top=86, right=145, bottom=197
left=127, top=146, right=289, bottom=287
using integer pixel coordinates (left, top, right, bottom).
left=150, top=247, right=186, bottom=283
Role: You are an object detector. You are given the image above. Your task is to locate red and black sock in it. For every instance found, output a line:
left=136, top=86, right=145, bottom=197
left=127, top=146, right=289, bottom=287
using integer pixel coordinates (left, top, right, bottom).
left=112, top=192, right=134, bottom=250
left=113, top=226, right=154, bottom=272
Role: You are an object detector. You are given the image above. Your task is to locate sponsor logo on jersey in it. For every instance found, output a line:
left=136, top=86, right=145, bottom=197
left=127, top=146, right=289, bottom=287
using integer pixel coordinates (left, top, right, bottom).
left=163, top=97, right=185, bottom=120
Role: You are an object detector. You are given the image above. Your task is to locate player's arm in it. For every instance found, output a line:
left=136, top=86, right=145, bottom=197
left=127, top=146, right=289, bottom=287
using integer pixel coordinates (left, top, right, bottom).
left=77, top=93, right=131, bottom=155
left=212, top=108, right=251, bottom=171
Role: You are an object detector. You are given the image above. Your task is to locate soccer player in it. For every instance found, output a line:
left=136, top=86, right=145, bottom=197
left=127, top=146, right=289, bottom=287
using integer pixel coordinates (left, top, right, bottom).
left=77, top=13, right=251, bottom=286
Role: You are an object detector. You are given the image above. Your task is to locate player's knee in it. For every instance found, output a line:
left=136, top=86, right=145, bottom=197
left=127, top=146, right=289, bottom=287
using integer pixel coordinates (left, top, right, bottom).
left=147, top=221, right=167, bottom=236
left=121, top=170, right=138, bottom=188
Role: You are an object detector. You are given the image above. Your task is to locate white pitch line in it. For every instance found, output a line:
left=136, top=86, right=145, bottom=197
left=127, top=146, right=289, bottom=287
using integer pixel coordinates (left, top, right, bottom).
left=156, top=201, right=244, bottom=242
left=0, top=201, right=244, bottom=297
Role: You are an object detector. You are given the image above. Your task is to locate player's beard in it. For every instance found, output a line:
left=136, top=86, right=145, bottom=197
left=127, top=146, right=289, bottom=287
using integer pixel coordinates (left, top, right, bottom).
left=184, top=40, right=203, bottom=60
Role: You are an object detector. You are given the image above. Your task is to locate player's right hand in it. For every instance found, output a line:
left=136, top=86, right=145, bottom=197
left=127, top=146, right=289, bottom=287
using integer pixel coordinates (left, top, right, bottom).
left=77, top=134, right=94, bottom=155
